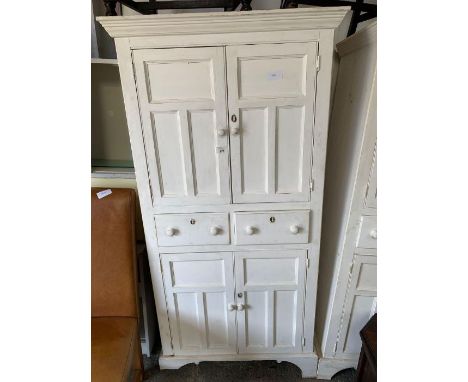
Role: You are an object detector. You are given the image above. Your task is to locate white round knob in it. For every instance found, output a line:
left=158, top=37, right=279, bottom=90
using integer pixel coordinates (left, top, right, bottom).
left=231, top=127, right=240, bottom=135
left=237, top=303, right=245, bottom=311
left=290, top=225, right=300, bottom=234
left=210, top=226, right=220, bottom=236
left=370, top=229, right=377, bottom=239
left=217, top=129, right=227, bottom=136
left=245, top=226, right=255, bottom=235
left=166, top=227, right=176, bottom=237
left=227, top=303, right=236, bottom=311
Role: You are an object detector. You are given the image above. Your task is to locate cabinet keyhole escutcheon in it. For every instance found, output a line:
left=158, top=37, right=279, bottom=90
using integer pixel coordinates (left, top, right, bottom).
left=190, top=218, right=196, bottom=225
left=237, top=292, right=243, bottom=298
left=231, top=114, right=237, bottom=123
left=269, top=216, right=276, bottom=223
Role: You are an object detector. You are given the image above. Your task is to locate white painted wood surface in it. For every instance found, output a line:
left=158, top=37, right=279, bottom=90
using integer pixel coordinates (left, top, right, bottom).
left=97, top=7, right=351, bottom=38
left=315, top=21, right=377, bottom=379
left=235, top=250, right=307, bottom=354
left=132, top=47, right=230, bottom=206
left=334, top=255, right=376, bottom=355
left=155, top=213, right=230, bottom=246
left=98, top=8, right=351, bottom=378
left=356, top=215, right=377, bottom=249
left=226, top=43, right=317, bottom=203
left=161, top=252, right=237, bottom=355
left=232, top=210, right=310, bottom=245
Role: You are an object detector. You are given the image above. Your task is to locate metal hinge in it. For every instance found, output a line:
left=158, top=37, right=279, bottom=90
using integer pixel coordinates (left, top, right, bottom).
left=333, top=342, right=338, bottom=354
left=309, top=179, right=314, bottom=191
left=302, top=337, right=306, bottom=346
left=316, top=55, right=321, bottom=72
left=160, top=261, right=164, bottom=274
left=306, top=258, right=310, bottom=268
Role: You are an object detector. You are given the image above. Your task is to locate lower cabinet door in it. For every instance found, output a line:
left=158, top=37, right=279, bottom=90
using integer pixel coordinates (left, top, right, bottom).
left=161, top=252, right=237, bottom=355
left=335, top=254, right=377, bottom=356
left=234, top=250, right=307, bottom=354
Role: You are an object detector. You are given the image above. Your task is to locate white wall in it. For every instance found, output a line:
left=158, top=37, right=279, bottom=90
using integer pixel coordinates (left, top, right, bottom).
left=91, top=63, right=132, bottom=164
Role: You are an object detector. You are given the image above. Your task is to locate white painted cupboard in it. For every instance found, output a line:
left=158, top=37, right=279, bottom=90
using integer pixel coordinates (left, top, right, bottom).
left=315, top=21, right=377, bottom=379
left=98, top=8, right=351, bottom=378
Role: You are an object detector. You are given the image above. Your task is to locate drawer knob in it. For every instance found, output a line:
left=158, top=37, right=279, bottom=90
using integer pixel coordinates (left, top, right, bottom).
left=210, top=226, right=221, bottom=236
left=227, top=303, right=237, bottom=311
left=166, top=227, right=176, bottom=237
left=370, top=229, right=377, bottom=239
left=217, top=129, right=227, bottom=136
left=237, top=303, right=245, bottom=311
left=290, top=225, right=300, bottom=234
left=245, top=226, right=255, bottom=235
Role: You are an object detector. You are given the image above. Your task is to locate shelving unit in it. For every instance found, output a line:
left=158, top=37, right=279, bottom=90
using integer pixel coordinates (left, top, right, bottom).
left=91, top=57, right=118, bottom=65
left=91, top=59, right=133, bottom=176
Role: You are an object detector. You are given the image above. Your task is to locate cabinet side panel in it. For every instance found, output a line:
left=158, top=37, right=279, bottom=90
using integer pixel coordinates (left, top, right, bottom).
left=115, top=38, right=173, bottom=355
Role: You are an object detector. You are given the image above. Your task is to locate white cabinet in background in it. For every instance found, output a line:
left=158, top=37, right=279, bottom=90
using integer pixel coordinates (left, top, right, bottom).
left=315, top=21, right=377, bottom=379
left=98, top=7, right=351, bottom=378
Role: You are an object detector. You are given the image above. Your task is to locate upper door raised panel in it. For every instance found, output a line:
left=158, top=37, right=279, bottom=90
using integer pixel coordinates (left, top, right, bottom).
left=227, top=43, right=317, bottom=204
left=238, top=55, right=306, bottom=99
left=145, top=59, right=215, bottom=103
left=132, top=47, right=231, bottom=206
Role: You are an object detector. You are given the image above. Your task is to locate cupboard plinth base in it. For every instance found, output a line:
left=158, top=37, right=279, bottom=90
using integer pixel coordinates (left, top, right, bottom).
left=317, top=356, right=358, bottom=380
left=159, top=353, right=319, bottom=378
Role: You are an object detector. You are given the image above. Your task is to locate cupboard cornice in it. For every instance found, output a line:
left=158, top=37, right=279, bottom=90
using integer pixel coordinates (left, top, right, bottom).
left=97, top=7, right=351, bottom=38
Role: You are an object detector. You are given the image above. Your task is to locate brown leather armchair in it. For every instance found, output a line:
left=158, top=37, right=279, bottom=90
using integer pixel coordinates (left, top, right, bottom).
left=91, top=188, right=143, bottom=382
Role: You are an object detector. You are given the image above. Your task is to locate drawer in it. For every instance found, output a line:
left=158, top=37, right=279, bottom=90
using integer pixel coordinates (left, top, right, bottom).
left=357, top=215, right=377, bottom=249
left=233, top=210, right=310, bottom=245
left=354, top=255, right=377, bottom=293
left=155, top=213, right=230, bottom=246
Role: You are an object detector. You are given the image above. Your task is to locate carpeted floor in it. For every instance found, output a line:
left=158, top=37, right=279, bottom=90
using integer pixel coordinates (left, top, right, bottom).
left=142, top=354, right=356, bottom=382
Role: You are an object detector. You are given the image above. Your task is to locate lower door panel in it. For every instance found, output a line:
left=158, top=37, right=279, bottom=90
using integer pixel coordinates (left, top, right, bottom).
left=161, top=252, right=237, bottom=355
left=234, top=250, right=307, bottom=353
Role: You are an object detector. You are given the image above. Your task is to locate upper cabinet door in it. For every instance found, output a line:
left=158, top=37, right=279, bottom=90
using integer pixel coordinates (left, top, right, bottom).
left=133, top=47, right=230, bottom=206
left=226, top=43, right=318, bottom=203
